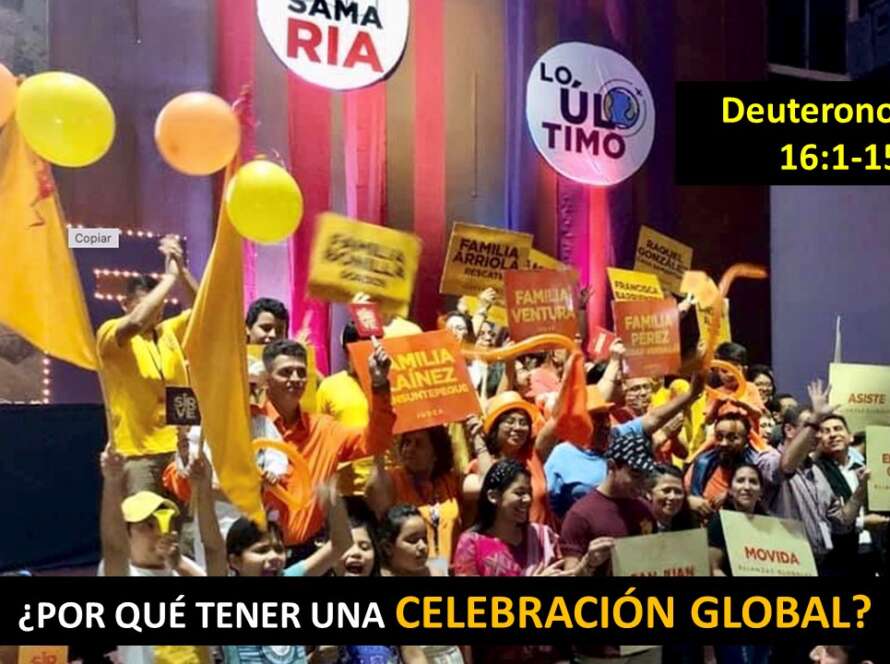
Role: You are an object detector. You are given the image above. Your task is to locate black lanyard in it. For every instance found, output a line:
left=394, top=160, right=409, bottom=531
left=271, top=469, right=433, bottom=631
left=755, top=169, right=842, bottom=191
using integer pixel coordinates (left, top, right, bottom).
left=146, top=330, right=168, bottom=385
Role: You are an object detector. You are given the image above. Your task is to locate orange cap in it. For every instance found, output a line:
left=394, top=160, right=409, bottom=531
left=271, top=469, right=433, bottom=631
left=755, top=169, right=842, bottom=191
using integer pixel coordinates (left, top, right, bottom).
left=483, top=391, right=542, bottom=434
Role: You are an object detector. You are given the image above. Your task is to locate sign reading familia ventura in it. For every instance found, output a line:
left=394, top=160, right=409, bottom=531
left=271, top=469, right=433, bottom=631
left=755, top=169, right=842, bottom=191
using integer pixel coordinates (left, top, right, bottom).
left=526, top=42, right=655, bottom=185
left=258, top=0, right=411, bottom=90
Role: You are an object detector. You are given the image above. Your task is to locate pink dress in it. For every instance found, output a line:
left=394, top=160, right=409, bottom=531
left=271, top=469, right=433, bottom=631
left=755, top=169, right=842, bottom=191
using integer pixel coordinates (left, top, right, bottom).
left=451, top=523, right=560, bottom=577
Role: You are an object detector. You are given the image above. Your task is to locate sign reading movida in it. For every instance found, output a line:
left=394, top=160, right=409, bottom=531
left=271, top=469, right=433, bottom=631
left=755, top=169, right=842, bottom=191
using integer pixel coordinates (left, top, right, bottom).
left=526, top=42, right=655, bottom=186
left=258, top=0, right=410, bottom=90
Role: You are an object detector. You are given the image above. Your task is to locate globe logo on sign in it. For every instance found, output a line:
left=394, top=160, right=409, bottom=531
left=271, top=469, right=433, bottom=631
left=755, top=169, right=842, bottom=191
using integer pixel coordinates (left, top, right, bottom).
left=526, top=42, right=655, bottom=186
left=603, top=86, right=640, bottom=130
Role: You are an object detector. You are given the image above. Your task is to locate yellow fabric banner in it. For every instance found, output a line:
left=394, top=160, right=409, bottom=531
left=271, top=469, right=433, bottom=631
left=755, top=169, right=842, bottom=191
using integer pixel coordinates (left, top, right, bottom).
left=695, top=298, right=732, bottom=347
left=607, top=267, right=664, bottom=301
left=440, top=222, right=533, bottom=300
left=308, top=212, right=421, bottom=314
left=633, top=225, right=693, bottom=294
left=0, top=120, right=97, bottom=370
left=183, top=161, right=265, bottom=528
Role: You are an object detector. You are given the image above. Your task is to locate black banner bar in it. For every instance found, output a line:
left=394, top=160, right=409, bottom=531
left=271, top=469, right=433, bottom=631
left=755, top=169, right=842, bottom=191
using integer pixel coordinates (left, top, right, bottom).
left=676, top=82, right=890, bottom=184
left=2, top=577, right=888, bottom=646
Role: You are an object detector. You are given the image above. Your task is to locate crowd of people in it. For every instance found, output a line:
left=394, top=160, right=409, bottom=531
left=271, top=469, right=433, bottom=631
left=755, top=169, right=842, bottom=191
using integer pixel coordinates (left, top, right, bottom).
left=87, top=237, right=886, bottom=664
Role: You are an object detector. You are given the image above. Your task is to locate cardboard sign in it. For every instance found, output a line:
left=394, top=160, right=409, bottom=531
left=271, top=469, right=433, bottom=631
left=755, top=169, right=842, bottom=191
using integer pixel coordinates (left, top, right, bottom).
left=504, top=269, right=578, bottom=341
left=720, top=510, right=818, bottom=577
left=613, top=299, right=680, bottom=378
left=526, top=248, right=580, bottom=281
left=309, top=212, right=422, bottom=314
left=348, top=302, right=385, bottom=338
left=695, top=298, right=732, bottom=346
left=828, top=362, right=890, bottom=435
left=247, top=342, right=317, bottom=413
left=17, top=646, right=68, bottom=664
left=866, top=426, right=890, bottom=511
left=587, top=326, right=619, bottom=362
left=165, top=387, right=201, bottom=425
left=607, top=267, right=664, bottom=301
left=348, top=330, right=480, bottom=434
left=633, top=226, right=693, bottom=294
left=459, top=295, right=508, bottom=327
left=257, top=0, right=410, bottom=91
left=440, top=223, right=533, bottom=300
left=612, top=529, right=710, bottom=577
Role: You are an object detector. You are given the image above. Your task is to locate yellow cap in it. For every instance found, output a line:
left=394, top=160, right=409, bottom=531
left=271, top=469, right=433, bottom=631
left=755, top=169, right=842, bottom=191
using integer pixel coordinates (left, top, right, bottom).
left=121, top=491, right=179, bottom=525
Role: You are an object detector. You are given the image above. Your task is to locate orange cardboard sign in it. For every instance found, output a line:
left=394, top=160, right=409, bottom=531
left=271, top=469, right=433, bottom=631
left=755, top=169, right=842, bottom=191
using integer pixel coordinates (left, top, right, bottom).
left=17, top=647, right=68, bottom=664
left=348, top=330, right=480, bottom=434
left=613, top=299, right=680, bottom=378
left=504, top=269, right=578, bottom=341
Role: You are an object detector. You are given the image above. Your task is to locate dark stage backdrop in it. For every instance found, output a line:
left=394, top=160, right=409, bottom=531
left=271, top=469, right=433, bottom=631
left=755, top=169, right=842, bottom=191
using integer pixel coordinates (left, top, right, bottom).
left=0, top=405, right=105, bottom=571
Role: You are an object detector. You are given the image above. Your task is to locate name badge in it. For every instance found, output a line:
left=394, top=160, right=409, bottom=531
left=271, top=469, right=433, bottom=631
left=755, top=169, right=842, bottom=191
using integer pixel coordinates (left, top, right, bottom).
left=165, top=387, right=201, bottom=425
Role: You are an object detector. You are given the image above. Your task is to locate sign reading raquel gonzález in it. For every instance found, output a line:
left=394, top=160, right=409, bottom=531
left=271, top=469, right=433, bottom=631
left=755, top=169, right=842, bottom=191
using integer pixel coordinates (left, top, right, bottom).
left=258, top=0, right=410, bottom=90
left=526, top=42, right=655, bottom=185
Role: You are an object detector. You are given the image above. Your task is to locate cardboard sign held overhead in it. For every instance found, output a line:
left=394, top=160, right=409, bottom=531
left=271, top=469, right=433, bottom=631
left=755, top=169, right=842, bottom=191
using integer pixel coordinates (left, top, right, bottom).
left=526, top=248, right=580, bottom=281
left=348, top=302, right=385, bottom=339
left=587, top=326, right=619, bottom=362
left=633, top=226, right=693, bottom=294
left=612, top=529, right=710, bottom=577
left=607, top=267, right=664, bottom=301
left=348, top=330, right=480, bottom=434
left=720, top=510, right=817, bottom=577
left=504, top=269, right=578, bottom=341
left=440, top=222, right=533, bottom=300
left=308, top=212, right=422, bottom=314
left=829, top=362, right=890, bottom=435
left=866, top=426, right=890, bottom=511
left=165, top=387, right=201, bottom=425
left=613, top=298, right=680, bottom=378
left=695, top=298, right=732, bottom=347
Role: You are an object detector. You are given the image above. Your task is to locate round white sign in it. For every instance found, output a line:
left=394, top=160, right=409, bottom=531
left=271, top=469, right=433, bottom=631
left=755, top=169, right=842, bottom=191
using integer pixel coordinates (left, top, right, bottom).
left=258, top=0, right=410, bottom=91
left=526, top=42, right=655, bottom=186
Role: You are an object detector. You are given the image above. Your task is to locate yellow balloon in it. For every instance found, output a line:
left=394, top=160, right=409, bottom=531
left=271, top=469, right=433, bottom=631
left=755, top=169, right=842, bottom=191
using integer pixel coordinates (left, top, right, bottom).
left=16, top=71, right=115, bottom=167
left=226, top=160, right=304, bottom=244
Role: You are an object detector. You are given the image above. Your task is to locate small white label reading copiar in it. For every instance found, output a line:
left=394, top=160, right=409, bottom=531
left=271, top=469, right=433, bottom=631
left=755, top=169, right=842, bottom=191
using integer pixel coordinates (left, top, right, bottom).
left=68, top=228, right=120, bottom=249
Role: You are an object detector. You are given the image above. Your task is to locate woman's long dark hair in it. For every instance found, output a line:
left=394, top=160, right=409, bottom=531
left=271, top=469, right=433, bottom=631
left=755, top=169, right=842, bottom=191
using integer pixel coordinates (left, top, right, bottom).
left=651, top=464, right=698, bottom=530
left=398, top=425, right=454, bottom=479
left=484, top=410, right=533, bottom=456
left=724, top=463, right=768, bottom=515
left=374, top=504, right=423, bottom=565
left=473, top=459, right=530, bottom=533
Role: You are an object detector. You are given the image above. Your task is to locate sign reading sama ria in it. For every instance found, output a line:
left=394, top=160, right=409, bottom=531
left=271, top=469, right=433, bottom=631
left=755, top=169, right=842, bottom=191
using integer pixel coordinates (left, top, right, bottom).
left=526, top=42, right=654, bottom=186
left=258, top=0, right=410, bottom=90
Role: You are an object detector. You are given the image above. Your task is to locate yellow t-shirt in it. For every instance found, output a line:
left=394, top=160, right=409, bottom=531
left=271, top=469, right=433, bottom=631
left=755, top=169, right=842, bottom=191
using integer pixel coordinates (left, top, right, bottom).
left=97, top=311, right=190, bottom=457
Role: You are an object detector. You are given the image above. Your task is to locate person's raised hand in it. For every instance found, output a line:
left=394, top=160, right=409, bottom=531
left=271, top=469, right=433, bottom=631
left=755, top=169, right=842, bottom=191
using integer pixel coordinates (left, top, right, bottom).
left=578, top=537, right=614, bottom=574
left=609, top=338, right=626, bottom=362
left=478, top=287, right=498, bottom=308
left=688, top=495, right=714, bottom=521
left=100, top=442, right=126, bottom=482
left=531, top=559, right=569, bottom=577
left=351, top=292, right=372, bottom=305
left=807, top=379, right=838, bottom=423
left=369, top=336, right=392, bottom=390
left=156, top=533, right=181, bottom=569
left=187, top=454, right=213, bottom=491
left=864, top=513, right=890, bottom=530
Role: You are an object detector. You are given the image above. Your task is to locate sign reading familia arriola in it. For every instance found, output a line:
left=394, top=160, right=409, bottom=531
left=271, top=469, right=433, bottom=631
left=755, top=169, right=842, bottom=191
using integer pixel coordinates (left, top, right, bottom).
left=258, top=0, right=410, bottom=90
left=526, top=42, right=655, bottom=186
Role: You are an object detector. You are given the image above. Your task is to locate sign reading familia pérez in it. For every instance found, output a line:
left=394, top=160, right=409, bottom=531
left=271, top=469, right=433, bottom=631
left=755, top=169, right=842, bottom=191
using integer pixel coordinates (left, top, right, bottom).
left=258, top=0, right=410, bottom=90
left=309, top=212, right=421, bottom=314
left=440, top=223, right=533, bottom=300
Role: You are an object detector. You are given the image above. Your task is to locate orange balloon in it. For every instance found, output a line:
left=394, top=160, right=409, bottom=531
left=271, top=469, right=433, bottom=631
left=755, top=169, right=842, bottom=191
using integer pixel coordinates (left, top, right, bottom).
left=0, top=64, right=16, bottom=127
left=154, top=92, right=240, bottom=175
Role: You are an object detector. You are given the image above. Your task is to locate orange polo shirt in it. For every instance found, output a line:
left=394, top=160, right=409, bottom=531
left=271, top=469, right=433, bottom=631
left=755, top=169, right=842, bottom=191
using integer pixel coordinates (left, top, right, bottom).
left=260, top=390, right=395, bottom=545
